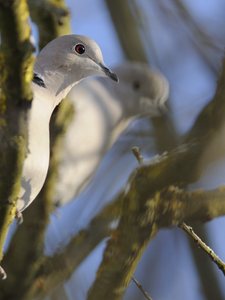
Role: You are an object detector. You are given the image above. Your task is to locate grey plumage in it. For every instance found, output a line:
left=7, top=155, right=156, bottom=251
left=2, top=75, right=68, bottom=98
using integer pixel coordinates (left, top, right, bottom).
left=16, top=34, right=117, bottom=212
left=54, top=62, right=169, bottom=204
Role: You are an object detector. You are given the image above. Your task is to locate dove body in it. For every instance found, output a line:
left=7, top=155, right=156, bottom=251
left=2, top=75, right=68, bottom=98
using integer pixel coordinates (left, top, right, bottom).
left=16, top=34, right=117, bottom=212
left=56, top=63, right=169, bottom=204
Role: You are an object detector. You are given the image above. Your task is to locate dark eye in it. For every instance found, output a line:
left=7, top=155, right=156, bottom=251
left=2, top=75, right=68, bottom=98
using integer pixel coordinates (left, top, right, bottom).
left=74, top=44, right=85, bottom=55
left=132, top=81, right=140, bottom=90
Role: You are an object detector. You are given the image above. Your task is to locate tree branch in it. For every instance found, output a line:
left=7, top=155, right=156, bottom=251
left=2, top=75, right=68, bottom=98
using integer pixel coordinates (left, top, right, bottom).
left=180, top=223, right=225, bottom=276
left=26, top=196, right=122, bottom=299
left=87, top=180, right=225, bottom=299
left=105, top=0, right=147, bottom=62
left=28, top=172, right=225, bottom=299
left=87, top=55, right=225, bottom=300
left=0, top=0, right=34, bottom=269
left=28, top=0, right=70, bottom=49
left=0, top=0, right=71, bottom=298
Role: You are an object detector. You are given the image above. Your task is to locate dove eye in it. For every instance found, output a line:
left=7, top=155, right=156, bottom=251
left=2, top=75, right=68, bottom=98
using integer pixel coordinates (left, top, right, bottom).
left=74, top=44, right=85, bottom=55
left=132, top=81, right=140, bottom=90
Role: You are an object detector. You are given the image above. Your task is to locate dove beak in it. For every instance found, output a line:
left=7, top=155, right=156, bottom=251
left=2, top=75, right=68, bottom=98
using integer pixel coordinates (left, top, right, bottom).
left=99, top=63, right=119, bottom=82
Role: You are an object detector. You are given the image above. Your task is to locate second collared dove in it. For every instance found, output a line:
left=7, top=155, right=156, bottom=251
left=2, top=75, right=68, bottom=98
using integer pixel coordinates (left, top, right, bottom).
left=16, top=34, right=117, bottom=213
left=54, top=62, right=169, bottom=204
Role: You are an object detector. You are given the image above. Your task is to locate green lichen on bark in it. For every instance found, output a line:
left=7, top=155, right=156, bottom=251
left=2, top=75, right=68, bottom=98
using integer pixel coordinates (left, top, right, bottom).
left=0, top=0, right=34, bottom=262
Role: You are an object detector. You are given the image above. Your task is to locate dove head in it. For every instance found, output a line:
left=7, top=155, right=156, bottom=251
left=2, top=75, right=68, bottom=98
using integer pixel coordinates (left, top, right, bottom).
left=110, top=62, right=169, bottom=117
left=34, top=34, right=118, bottom=102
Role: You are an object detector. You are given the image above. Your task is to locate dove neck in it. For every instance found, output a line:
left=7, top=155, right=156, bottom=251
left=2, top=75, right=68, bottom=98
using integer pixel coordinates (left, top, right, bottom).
left=34, top=62, right=81, bottom=108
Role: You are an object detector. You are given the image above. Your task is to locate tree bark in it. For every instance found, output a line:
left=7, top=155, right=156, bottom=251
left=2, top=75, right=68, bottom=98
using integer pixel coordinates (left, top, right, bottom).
left=0, top=0, right=34, bottom=265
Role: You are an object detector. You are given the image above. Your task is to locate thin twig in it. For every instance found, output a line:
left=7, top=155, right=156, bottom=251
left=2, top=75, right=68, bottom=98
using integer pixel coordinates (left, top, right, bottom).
left=132, top=277, right=153, bottom=300
left=180, top=222, right=225, bottom=276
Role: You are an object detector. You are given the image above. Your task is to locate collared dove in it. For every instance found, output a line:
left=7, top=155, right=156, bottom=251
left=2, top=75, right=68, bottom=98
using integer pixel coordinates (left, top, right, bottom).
left=54, top=62, right=169, bottom=204
left=16, top=34, right=118, bottom=212
left=43, top=63, right=169, bottom=299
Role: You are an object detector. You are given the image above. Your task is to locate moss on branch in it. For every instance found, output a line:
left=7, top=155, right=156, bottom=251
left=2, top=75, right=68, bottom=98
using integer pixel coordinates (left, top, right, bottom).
left=28, top=0, right=70, bottom=49
left=0, top=0, right=72, bottom=298
left=87, top=169, right=225, bottom=299
left=0, top=0, right=34, bottom=265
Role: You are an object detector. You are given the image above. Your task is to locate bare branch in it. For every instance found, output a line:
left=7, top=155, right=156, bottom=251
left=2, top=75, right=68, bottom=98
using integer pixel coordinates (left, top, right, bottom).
left=131, top=277, right=153, bottom=300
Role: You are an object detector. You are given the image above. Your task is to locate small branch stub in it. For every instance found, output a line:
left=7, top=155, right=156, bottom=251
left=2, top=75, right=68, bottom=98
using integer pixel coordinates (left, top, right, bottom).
left=132, top=146, right=144, bottom=165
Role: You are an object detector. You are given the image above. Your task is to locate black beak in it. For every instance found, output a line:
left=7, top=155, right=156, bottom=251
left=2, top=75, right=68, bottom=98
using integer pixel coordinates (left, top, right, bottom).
left=99, top=63, right=119, bottom=82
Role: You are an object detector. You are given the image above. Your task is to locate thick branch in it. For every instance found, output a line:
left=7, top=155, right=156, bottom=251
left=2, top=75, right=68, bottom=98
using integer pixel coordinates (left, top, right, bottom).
left=28, top=0, right=70, bottom=49
left=88, top=180, right=225, bottom=299
left=0, top=102, right=73, bottom=298
left=0, top=0, right=34, bottom=265
left=0, top=0, right=71, bottom=299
